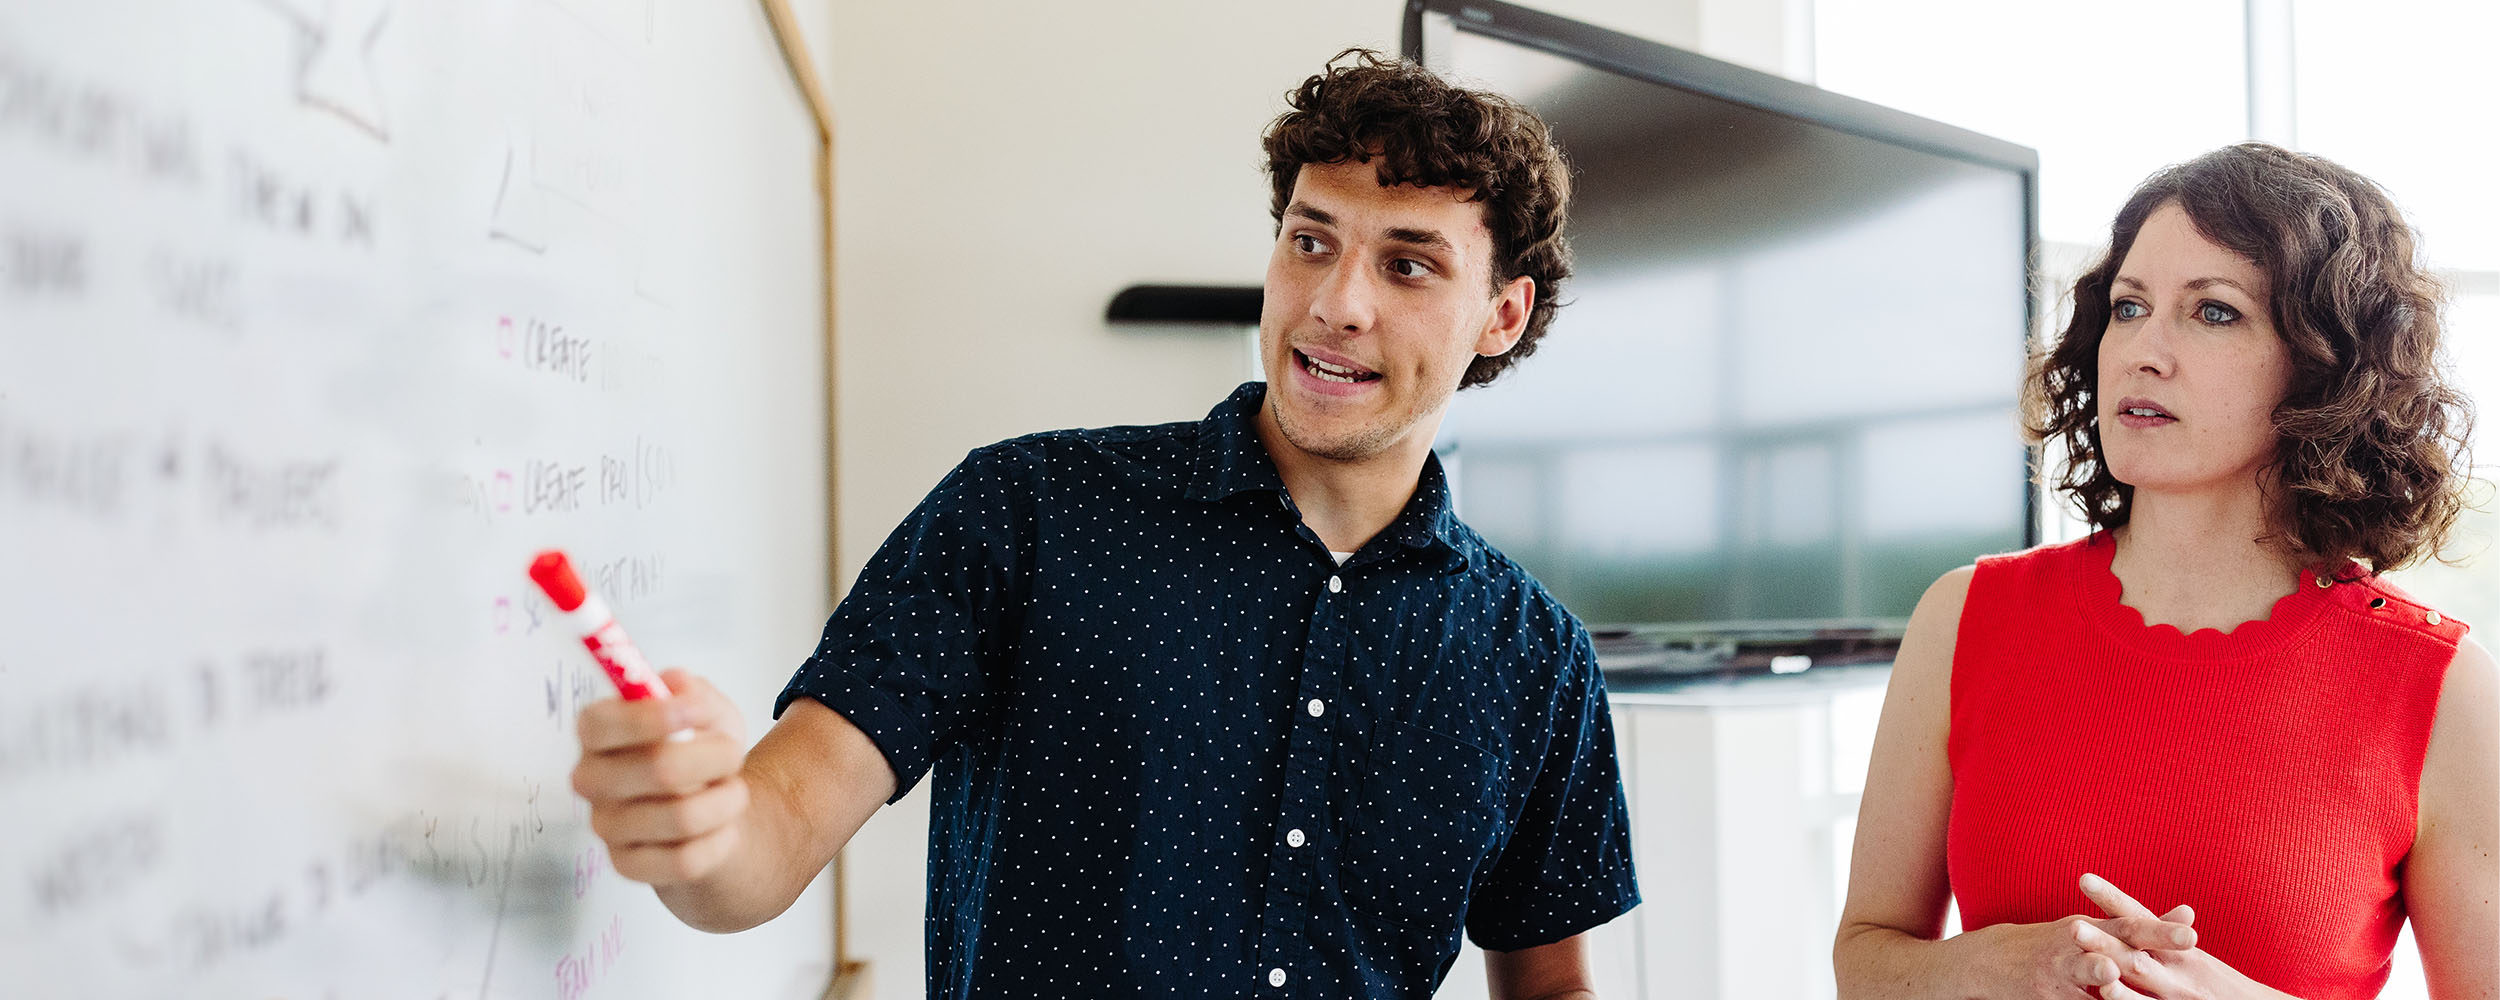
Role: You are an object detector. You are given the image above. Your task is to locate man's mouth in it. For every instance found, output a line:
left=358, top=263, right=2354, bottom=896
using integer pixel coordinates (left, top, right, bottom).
left=1295, top=349, right=1381, bottom=385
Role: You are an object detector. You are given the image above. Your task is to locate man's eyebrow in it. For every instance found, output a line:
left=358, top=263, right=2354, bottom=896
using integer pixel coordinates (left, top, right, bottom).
left=1283, top=202, right=1335, bottom=226
left=1385, top=227, right=1456, bottom=255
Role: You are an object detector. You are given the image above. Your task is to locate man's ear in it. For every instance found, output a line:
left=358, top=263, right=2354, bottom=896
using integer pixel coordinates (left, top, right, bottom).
left=1475, top=275, right=1534, bottom=357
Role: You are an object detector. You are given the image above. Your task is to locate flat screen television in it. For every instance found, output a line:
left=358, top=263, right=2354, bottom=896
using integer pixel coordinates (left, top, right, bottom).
left=1407, top=0, right=2040, bottom=671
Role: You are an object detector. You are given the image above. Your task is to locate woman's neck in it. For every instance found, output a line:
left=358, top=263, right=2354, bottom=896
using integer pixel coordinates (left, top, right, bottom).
left=2110, top=486, right=2313, bottom=634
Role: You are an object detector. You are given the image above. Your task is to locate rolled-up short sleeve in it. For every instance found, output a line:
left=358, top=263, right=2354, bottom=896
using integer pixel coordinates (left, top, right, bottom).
left=1463, top=632, right=1640, bottom=951
left=775, top=442, right=1038, bottom=803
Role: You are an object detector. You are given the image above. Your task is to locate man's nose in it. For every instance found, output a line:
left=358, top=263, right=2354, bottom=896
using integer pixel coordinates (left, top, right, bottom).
left=1310, top=255, right=1376, bottom=334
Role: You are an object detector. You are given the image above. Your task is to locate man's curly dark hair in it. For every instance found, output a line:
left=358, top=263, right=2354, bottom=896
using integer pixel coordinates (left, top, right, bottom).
left=1262, top=48, right=1573, bottom=390
left=2026, top=142, right=2476, bottom=571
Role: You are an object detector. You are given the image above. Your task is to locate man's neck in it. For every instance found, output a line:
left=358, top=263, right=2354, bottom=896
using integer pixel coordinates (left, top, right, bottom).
left=1253, top=405, right=1434, bottom=555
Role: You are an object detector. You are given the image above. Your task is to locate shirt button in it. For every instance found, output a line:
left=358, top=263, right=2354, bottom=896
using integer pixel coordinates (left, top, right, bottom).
left=1286, top=828, right=1305, bottom=847
left=1269, top=968, right=1289, bottom=987
left=1307, top=698, right=1325, bottom=718
left=1327, top=575, right=1343, bottom=593
left=2428, top=610, right=2444, bottom=625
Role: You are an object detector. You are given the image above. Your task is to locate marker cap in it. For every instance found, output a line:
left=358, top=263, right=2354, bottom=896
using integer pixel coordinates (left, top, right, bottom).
left=529, top=550, right=589, bottom=612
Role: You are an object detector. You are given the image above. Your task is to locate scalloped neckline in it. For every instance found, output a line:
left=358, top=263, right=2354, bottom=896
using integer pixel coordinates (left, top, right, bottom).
left=2075, top=532, right=2337, bottom=660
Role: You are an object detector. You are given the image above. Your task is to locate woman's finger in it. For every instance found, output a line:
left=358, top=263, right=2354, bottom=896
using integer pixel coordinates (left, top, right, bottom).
left=2080, top=872, right=2156, bottom=918
left=2067, top=949, right=2123, bottom=988
left=2094, top=915, right=2196, bottom=952
left=2070, top=918, right=2140, bottom=959
left=2118, top=947, right=2188, bottom=997
left=2098, top=976, right=2157, bottom=1000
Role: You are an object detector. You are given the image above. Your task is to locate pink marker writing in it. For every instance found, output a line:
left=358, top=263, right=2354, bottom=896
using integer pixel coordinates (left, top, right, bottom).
left=530, top=549, right=672, bottom=700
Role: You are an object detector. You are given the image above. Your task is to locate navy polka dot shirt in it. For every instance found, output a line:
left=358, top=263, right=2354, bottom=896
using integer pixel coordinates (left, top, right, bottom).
left=777, top=383, right=1640, bottom=998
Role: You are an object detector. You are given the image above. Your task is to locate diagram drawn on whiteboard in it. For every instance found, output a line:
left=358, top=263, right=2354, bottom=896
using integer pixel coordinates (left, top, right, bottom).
left=256, top=0, right=394, bottom=140
left=489, top=131, right=550, bottom=253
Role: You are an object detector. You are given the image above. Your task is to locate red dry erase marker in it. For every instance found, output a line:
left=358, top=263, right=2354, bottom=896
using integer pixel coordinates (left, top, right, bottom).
left=529, top=549, right=672, bottom=700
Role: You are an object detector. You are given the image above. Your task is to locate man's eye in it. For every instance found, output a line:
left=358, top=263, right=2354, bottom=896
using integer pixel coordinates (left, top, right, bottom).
left=1291, top=234, right=1325, bottom=254
left=2112, top=300, right=2147, bottom=320
left=2199, top=302, right=2241, bottom=325
left=1390, top=258, right=1430, bottom=278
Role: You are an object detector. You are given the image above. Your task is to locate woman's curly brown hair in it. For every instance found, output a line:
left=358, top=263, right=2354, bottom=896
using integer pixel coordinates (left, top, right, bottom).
left=2027, top=142, right=2475, bottom=572
left=1263, top=48, right=1573, bottom=389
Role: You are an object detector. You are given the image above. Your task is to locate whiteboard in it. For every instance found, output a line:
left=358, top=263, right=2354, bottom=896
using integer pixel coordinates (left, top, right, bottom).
left=0, top=1, right=837, bottom=997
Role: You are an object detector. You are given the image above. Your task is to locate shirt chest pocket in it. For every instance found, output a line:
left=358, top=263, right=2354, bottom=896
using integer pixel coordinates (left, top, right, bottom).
left=1339, top=720, right=1508, bottom=930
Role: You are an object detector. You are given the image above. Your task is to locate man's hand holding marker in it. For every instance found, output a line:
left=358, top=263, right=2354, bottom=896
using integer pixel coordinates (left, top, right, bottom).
left=534, top=549, right=753, bottom=886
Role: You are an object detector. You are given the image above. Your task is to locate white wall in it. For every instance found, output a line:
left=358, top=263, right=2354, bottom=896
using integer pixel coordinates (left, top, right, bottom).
left=811, top=1, right=1815, bottom=995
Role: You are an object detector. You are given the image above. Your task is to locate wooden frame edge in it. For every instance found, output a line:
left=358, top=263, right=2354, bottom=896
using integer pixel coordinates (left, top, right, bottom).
left=756, top=0, right=855, bottom=987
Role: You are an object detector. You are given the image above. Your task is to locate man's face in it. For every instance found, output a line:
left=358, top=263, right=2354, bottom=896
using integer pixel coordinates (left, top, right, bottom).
left=1256, top=159, right=1532, bottom=466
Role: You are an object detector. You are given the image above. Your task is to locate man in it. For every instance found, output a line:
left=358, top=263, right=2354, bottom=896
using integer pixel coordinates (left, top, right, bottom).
left=570, top=49, right=1638, bottom=998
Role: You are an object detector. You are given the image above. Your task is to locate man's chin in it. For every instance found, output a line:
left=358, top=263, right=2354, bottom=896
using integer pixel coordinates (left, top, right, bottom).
left=1275, top=415, right=1399, bottom=464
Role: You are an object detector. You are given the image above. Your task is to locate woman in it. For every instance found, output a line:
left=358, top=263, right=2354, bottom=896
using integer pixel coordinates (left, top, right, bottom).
left=1834, top=142, right=2495, bottom=1000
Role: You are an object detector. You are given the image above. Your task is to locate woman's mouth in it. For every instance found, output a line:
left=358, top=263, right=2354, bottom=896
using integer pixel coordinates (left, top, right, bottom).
left=2113, top=396, right=2177, bottom=428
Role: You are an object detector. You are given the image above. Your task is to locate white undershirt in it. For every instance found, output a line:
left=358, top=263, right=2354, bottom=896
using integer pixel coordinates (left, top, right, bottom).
left=1329, top=551, right=1353, bottom=565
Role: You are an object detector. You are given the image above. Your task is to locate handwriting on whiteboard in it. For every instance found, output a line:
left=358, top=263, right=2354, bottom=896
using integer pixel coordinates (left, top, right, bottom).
left=0, top=221, right=87, bottom=303
left=0, top=45, right=207, bottom=191
left=0, top=644, right=334, bottom=784
left=228, top=150, right=378, bottom=249
left=0, top=413, right=136, bottom=519
left=453, top=441, right=675, bottom=521
left=76, top=782, right=572, bottom=978
left=554, top=914, right=626, bottom=1000
left=26, top=811, right=163, bottom=918
left=205, top=444, right=341, bottom=531
left=0, top=415, right=344, bottom=531
left=496, top=316, right=595, bottom=384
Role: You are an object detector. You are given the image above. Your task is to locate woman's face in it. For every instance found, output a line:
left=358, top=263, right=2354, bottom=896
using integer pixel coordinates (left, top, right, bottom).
left=2095, top=202, right=2294, bottom=498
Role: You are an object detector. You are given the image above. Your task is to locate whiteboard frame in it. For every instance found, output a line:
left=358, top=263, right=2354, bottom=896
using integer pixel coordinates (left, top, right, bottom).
left=754, top=2, right=859, bottom=997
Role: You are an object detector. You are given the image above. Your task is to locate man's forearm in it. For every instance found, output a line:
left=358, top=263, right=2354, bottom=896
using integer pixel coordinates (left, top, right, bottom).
left=652, top=759, right=835, bottom=932
left=657, top=701, right=895, bottom=932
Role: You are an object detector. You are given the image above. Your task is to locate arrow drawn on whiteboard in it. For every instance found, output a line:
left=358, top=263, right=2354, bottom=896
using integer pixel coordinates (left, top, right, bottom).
left=489, top=132, right=550, bottom=253
left=257, top=0, right=395, bottom=141
left=472, top=825, right=521, bottom=999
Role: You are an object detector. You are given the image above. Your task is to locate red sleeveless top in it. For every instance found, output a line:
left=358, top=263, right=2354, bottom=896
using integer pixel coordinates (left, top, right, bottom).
left=1947, top=534, right=2466, bottom=1000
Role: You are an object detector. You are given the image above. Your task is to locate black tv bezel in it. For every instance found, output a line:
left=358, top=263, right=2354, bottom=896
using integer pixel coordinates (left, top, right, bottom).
left=1405, top=0, right=2046, bottom=641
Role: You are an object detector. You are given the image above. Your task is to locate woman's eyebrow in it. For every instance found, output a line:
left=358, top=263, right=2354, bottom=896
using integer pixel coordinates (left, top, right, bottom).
left=2110, top=274, right=2255, bottom=295
left=2184, top=276, right=2255, bottom=295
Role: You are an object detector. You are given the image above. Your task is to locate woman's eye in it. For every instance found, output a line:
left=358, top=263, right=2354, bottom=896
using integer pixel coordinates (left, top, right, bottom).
left=2199, top=302, right=2241, bottom=325
left=2112, top=300, right=2147, bottom=321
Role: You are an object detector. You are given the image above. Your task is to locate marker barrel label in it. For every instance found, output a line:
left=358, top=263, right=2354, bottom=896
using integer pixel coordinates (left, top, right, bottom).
left=565, top=595, right=669, bottom=700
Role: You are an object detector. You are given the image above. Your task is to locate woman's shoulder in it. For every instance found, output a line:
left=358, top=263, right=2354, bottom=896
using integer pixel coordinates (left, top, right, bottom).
left=2338, top=571, right=2473, bottom=649
left=1972, top=533, right=2103, bottom=571
left=1960, top=533, right=2106, bottom=601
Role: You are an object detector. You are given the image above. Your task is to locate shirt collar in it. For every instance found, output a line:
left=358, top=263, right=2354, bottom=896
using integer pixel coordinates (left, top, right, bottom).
left=1187, top=381, right=1479, bottom=573
left=1185, top=382, right=1287, bottom=503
